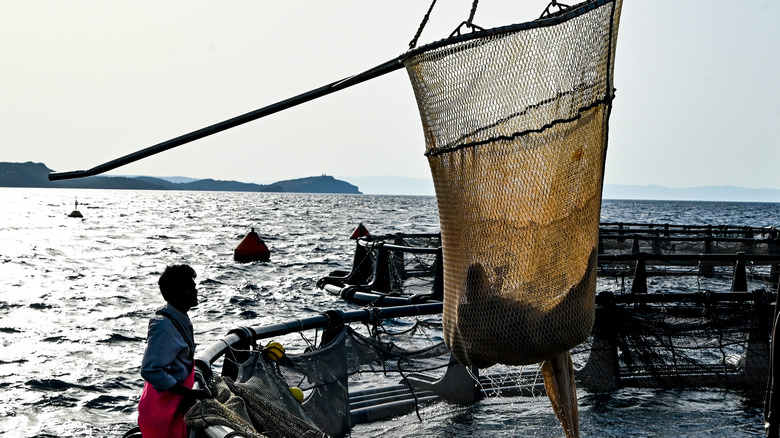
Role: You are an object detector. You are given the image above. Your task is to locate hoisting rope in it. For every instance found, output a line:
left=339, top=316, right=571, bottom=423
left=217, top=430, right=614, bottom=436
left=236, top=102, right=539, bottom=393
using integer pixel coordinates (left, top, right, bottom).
left=410, top=0, right=481, bottom=48
left=467, top=0, right=479, bottom=26
left=408, top=0, right=438, bottom=49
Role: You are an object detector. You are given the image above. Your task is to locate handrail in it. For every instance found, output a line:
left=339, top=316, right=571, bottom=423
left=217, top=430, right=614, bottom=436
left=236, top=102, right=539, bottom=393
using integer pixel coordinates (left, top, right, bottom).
left=598, top=253, right=780, bottom=265
left=596, top=290, right=775, bottom=305
left=358, top=238, right=441, bottom=254
left=600, top=235, right=775, bottom=244
left=601, top=222, right=777, bottom=231
left=367, top=233, right=441, bottom=241
left=194, top=303, right=443, bottom=371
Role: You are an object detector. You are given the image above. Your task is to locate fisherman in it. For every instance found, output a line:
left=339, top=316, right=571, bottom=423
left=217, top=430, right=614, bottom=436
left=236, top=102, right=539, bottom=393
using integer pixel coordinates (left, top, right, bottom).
left=137, top=264, right=211, bottom=438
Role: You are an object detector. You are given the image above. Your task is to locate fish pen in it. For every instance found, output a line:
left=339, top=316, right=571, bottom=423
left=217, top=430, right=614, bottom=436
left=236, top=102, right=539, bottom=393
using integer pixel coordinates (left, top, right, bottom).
left=167, top=221, right=780, bottom=437
left=599, top=222, right=779, bottom=256
left=577, top=289, right=775, bottom=397
left=318, top=223, right=780, bottom=306
left=317, top=232, right=443, bottom=306
left=172, top=287, right=779, bottom=437
left=597, top=223, right=780, bottom=298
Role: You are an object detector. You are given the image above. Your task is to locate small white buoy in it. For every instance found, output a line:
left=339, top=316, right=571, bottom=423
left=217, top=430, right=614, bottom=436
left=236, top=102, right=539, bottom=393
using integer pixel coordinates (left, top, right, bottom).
left=68, top=198, right=83, bottom=218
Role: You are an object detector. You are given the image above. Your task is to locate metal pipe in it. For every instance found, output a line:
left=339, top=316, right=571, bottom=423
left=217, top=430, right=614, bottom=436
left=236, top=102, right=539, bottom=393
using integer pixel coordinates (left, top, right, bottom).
left=596, top=290, right=774, bottom=305
left=48, top=57, right=405, bottom=181
left=598, top=253, right=780, bottom=265
left=194, top=303, right=443, bottom=367
left=358, top=238, right=441, bottom=254
left=765, top=283, right=780, bottom=437
left=601, top=235, right=774, bottom=244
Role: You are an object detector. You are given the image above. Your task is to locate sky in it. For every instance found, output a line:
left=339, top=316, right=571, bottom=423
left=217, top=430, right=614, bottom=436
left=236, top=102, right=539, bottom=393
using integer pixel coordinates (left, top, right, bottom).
left=2, top=1, right=778, bottom=192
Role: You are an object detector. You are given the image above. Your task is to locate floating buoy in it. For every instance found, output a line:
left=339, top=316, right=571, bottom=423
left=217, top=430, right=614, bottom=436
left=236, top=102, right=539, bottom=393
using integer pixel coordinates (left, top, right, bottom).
left=350, top=223, right=370, bottom=240
left=68, top=198, right=83, bottom=218
left=263, top=341, right=285, bottom=361
left=289, top=387, right=304, bottom=403
left=234, top=228, right=270, bottom=262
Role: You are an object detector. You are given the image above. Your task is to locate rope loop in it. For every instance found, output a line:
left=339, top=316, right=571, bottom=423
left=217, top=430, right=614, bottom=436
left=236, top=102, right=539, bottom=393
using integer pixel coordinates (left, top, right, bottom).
left=448, top=21, right=485, bottom=39
left=540, top=1, right=571, bottom=19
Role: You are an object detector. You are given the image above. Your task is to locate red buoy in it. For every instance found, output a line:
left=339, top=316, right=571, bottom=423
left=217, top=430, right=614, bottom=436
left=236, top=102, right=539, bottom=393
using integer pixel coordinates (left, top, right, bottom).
left=234, top=228, right=270, bottom=262
left=350, top=223, right=370, bottom=240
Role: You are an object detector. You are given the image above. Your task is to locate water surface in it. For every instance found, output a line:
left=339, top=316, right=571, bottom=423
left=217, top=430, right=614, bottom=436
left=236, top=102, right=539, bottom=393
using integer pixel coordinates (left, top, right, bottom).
left=1, top=188, right=777, bottom=437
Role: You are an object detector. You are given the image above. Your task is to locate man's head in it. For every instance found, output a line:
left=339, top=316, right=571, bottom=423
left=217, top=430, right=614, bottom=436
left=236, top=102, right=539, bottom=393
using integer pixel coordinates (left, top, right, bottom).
left=158, top=264, right=198, bottom=312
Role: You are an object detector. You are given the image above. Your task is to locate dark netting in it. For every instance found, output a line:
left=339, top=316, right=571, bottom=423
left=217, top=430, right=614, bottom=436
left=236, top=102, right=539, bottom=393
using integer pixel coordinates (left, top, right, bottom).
left=190, top=316, right=561, bottom=437
left=386, top=234, right=442, bottom=292
left=405, top=0, right=623, bottom=367
left=186, top=360, right=327, bottom=438
left=279, top=324, right=451, bottom=436
left=370, top=235, right=441, bottom=295
left=575, top=292, right=774, bottom=397
left=185, top=289, right=774, bottom=437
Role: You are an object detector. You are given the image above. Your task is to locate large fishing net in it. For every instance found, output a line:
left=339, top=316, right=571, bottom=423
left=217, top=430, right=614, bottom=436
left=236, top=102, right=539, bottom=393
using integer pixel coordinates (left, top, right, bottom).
left=404, top=0, right=623, bottom=367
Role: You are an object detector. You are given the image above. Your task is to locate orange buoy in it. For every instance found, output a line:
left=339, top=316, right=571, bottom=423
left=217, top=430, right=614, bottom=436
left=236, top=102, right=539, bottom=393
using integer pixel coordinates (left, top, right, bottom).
left=350, top=223, right=370, bottom=240
left=234, top=228, right=270, bottom=262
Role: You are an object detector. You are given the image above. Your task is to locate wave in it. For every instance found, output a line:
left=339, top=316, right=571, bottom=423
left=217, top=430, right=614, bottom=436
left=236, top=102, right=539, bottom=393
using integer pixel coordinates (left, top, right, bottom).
left=25, top=378, right=104, bottom=393
left=97, top=333, right=145, bottom=344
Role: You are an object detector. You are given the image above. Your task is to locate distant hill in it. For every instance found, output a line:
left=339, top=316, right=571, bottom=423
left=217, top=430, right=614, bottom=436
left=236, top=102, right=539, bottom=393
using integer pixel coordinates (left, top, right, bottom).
left=0, top=162, right=361, bottom=194
left=338, top=175, right=435, bottom=196
left=603, top=184, right=780, bottom=203
left=5, top=162, right=779, bottom=201
left=336, top=175, right=780, bottom=202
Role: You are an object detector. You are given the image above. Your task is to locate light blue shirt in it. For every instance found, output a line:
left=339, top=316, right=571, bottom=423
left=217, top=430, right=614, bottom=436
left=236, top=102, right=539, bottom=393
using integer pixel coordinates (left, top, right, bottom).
left=140, top=303, right=194, bottom=392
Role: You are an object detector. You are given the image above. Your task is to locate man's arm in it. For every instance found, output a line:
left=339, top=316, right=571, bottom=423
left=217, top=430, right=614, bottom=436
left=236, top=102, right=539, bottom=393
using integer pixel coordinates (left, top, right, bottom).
left=140, top=317, right=183, bottom=392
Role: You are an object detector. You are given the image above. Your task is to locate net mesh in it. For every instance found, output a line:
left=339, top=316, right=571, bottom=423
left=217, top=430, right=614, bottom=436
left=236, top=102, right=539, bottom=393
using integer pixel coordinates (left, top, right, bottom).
left=576, top=293, right=773, bottom=397
left=185, top=366, right=327, bottom=438
left=404, top=0, right=623, bottom=367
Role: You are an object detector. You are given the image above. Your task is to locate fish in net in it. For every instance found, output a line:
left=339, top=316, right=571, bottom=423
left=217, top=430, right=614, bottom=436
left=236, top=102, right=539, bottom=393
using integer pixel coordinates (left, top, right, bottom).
left=405, top=0, right=622, bottom=370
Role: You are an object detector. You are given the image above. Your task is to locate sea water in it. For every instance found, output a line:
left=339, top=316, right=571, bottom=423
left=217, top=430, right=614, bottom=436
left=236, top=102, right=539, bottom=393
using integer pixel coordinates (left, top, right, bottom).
left=1, top=187, right=778, bottom=437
